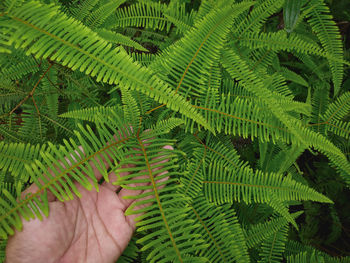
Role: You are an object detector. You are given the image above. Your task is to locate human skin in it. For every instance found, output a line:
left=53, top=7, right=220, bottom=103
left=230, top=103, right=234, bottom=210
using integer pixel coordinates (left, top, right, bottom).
left=5, top=140, right=172, bottom=263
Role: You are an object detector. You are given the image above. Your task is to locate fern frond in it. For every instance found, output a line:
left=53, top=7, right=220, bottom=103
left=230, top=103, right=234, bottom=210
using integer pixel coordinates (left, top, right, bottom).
left=84, top=0, right=125, bottom=29
left=245, top=212, right=302, bottom=249
left=4, top=1, right=211, bottom=132
left=60, top=105, right=122, bottom=122
left=96, top=28, right=148, bottom=52
left=163, top=2, right=195, bottom=34
left=113, top=1, right=170, bottom=32
left=117, top=135, right=207, bottom=262
left=234, top=0, right=285, bottom=35
left=0, top=54, right=39, bottom=80
left=238, top=31, right=343, bottom=64
left=324, top=91, right=350, bottom=122
left=0, top=189, right=49, bottom=238
left=304, top=0, right=344, bottom=95
left=69, top=0, right=98, bottom=22
left=189, top=196, right=250, bottom=263
left=184, top=89, right=293, bottom=143
left=0, top=141, right=47, bottom=182
left=204, top=161, right=332, bottom=205
left=155, top=2, right=254, bottom=97
left=258, top=224, right=288, bottom=263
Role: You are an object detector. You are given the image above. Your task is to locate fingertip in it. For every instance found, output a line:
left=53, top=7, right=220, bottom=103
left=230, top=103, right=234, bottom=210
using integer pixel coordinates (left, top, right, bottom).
left=163, top=145, right=174, bottom=150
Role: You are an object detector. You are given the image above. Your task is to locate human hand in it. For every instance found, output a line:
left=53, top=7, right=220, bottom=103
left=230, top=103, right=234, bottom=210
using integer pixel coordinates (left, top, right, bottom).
left=5, top=135, right=172, bottom=263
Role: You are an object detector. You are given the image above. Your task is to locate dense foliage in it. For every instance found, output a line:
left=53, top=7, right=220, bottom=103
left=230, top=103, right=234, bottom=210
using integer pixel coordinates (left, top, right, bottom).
left=0, top=0, right=350, bottom=262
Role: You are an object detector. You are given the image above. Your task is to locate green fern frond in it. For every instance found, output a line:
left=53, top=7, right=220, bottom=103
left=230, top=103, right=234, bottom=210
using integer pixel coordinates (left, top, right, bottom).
left=245, top=212, right=302, bottom=249
left=4, top=1, right=211, bottom=132
left=84, top=0, right=125, bottom=29
left=96, top=28, right=148, bottom=52
left=155, top=2, right=254, bottom=97
left=189, top=196, right=250, bottom=263
left=60, top=105, right=122, bottom=122
left=258, top=224, right=288, bottom=263
left=69, top=0, right=99, bottom=22
left=0, top=188, right=49, bottom=238
left=234, top=0, right=285, bottom=35
left=0, top=54, right=39, bottom=80
left=0, top=141, right=47, bottom=182
left=113, top=1, right=170, bottom=32
left=304, top=0, right=344, bottom=95
left=267, top=195, right=298, bottom=229
left=324, top=91, right=350, bottom=122
left=204, top=160, right=332, bottom=205
left=278, top=67, right=309, bottom=88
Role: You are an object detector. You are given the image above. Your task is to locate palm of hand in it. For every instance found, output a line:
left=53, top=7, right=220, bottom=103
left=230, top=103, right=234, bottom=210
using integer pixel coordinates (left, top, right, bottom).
left=6, top=183, right=136, bottom=263
left=6, top=139, right=171, bottom=263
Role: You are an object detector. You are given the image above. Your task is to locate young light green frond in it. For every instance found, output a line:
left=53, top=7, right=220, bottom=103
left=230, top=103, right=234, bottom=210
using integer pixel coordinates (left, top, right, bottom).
left=325, top=120, right=350, bottom=139
left=184, top=89, right=293, bottom=143
left=238, top=31, right=340, bottom=62
left=0, top=189, right=49, bottom=238
left=204, top=161, right=332, bottom=205
left=150, top=118, right=184, bottom=134
left=163, top=2, right=194, bottom=34
left=278, top=67, right=309, bottom=88
left=69, top=0, right=99, bottom=22
left=261, top=143, right=306, bottom=175
left=304, top=0, right=344, bottom=95
left=60, top=106, right=122, bottom=122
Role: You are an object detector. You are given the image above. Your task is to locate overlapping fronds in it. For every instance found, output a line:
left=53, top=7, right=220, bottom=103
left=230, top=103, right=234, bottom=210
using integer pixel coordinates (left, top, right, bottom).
left=304, top=0, right=344, bottom=95
left=155, top=2, right=254, bottom=98
left=258, top=224, right=288, bottom=263
left=84, top=0, right=125, bottom=29
left=245, top=213, right=303, bottom=249
left=1, top=0, right=349, bottom=261
left=189, top=196, right=250, bottom=263
left=3, top=1, right=211, bottom=131
left=0, top=188, right=49, bottom=238
left=233, top=0, right=285, bottom=35
left=0, top=141, right=47, bottom=181
left=117, top=133, right=207, bottom=263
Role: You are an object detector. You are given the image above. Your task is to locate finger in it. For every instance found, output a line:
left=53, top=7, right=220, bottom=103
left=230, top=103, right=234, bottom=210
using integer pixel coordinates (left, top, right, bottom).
left=21, top=183, right=57, bottom=202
